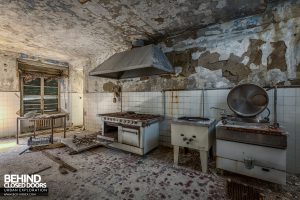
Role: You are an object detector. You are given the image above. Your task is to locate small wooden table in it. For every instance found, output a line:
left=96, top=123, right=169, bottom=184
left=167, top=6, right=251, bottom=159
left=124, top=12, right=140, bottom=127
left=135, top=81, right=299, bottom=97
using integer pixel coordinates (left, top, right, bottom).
left=16, top=113, right=69, bottom=144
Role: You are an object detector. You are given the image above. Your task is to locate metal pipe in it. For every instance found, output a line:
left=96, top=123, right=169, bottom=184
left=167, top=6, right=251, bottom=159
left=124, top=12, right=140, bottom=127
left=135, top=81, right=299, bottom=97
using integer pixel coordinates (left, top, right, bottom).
left=202, top=87, right=205, bottom=118
left=162, top=90, right=166, bottom=119
left=273, top=85, right=279, bottom=128
left=83, top=85, right=300, bottom=95
left=162, top=87, right=232, bottom=91
left=120, top=90, right=123, bottom=112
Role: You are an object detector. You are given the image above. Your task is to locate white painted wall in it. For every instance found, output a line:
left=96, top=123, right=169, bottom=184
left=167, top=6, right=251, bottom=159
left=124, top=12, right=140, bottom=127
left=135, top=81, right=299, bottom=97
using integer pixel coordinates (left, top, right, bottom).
left=0, top=92, right=20, bottom=138
left=84, top=88, right=300, bottom=173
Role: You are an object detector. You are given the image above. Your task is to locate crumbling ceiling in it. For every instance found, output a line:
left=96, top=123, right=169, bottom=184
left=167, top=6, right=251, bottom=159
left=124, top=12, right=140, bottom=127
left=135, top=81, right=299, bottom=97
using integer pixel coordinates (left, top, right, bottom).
left=0, top=0, right=269, bottom=66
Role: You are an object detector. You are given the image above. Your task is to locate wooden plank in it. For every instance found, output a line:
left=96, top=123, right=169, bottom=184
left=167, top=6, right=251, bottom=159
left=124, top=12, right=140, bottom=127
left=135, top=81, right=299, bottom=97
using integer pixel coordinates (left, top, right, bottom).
left=19, top=147, right=30, bottom=155
left=42, top=151, right=77, bottom=173
left=61, top=137, right=102, bottom=154
left=69, top=143, right=102, bottom=155
left=29, top=166, right=51, bottom=175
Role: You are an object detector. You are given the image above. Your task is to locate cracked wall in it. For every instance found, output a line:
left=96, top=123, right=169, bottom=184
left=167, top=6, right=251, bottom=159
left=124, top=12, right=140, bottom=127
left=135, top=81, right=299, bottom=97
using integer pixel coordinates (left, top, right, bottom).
left=85, top=0, right=300, bottom=93
left=0, top=50, right=84, bottom=137
left=82, top=0, right=300, bottom=174
left=0, top=0, right=268, bottom=67
left=0, top=50, right=19, bottom=92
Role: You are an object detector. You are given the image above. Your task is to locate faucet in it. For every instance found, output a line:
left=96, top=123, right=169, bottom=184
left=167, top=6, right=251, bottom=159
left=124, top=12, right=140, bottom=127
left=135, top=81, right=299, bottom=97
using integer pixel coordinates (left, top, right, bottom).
left=210, top=107, right=227, bottom=116
left=210, top=107, right=228, bottom=124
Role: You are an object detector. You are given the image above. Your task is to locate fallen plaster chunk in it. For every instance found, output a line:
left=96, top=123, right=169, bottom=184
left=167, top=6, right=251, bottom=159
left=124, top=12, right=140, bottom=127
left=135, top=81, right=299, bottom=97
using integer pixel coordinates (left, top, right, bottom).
left=174, top=66, right=183, bottom=76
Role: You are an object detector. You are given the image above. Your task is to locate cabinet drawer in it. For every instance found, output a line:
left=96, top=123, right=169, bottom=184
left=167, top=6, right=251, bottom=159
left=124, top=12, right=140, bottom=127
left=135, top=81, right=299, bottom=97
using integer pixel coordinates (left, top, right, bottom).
left=217, top=157, right=286, bottom=185
left=216, top=140, right=286, bottom=171
left=171, top=123, right=209, bottom=150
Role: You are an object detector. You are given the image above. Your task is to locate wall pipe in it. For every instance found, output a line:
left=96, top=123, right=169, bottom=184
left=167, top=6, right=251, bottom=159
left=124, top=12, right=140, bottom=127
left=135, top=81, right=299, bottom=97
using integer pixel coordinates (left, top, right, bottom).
left=161, top=90, right=166, bottom=119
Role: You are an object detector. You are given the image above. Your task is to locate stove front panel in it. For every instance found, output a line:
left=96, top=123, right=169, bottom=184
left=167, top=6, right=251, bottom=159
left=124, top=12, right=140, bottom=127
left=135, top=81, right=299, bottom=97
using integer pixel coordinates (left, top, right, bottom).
left=216, top=125, right=287, bottom=149
left=216, top=122, right=287, bottom=184
left=118, top=126, right=140, bottom=147
left=99, top=118, right=160, bottom=155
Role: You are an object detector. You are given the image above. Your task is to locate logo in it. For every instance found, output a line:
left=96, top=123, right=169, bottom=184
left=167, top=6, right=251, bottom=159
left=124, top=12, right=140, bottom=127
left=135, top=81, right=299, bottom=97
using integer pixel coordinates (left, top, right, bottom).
left=1, top=174, right=48, bottom=196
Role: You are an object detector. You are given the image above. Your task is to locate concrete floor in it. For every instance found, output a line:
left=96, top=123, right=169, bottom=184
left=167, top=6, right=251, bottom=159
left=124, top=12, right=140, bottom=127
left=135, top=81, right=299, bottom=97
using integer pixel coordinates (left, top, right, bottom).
left=0, top=130, right=299, bottom=200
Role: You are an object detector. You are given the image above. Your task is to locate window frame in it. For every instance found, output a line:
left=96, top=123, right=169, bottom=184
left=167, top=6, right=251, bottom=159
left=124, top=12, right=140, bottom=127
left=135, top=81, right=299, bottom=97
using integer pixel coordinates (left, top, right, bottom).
left=20, top=77, right=61, bottom=116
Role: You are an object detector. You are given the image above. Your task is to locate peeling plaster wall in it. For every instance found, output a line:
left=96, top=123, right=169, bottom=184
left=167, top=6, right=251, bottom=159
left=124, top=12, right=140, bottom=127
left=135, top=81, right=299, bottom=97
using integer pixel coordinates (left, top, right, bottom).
left=0, top=50, right=84, bottom=137
left=157, top=0, right=300, bottom=88
left=0, top=50, right=19, bottom=92
left=83, top=0, right=300, bottom=173
left=0, top=0, right=268, bottom=65
left=85, top=0, right=300, bottom=93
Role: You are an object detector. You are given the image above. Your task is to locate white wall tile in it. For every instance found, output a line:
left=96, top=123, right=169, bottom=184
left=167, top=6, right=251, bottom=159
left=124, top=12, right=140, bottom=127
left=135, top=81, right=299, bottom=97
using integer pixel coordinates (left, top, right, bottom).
left=0, top=92, right=20, bottom=137
left=296, top=96, right=300, bottom=106
left=296, top=88, right=300, bottom=96
left=84, top=88, right=300, bottom=173
left=284, top=88, right=296, bottom=97
left=284, top=96, right=296, bottom=106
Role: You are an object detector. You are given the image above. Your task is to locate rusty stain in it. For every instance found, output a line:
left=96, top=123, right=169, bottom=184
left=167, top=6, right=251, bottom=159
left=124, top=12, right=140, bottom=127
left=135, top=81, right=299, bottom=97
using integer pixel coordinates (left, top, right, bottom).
left=170, top=91, right=180, bottom=117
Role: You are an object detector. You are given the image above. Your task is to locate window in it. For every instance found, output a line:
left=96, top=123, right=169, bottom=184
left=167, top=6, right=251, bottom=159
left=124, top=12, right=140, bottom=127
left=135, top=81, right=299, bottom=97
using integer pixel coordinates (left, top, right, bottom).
left=22, top=77, right=60, bottom=115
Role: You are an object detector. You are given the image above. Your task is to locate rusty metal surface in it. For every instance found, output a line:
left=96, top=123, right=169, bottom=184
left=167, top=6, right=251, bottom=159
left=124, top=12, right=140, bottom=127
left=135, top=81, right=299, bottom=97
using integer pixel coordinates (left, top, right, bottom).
left=32, top=112, right=69, bottom=119
left=99, top=112, right=161, bottom=121
left=216, top=121, right=287, bottom=149
left=172, top=117, right=216, bottom=127
left=227, top=179, right=265, bottom=200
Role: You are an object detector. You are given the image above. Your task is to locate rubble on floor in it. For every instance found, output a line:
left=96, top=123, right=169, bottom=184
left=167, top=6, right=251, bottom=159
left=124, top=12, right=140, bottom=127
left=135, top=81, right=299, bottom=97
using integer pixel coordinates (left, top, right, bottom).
left=0, top=131, right=299, bottom=200
left=61, top=133, right=101, bottom=154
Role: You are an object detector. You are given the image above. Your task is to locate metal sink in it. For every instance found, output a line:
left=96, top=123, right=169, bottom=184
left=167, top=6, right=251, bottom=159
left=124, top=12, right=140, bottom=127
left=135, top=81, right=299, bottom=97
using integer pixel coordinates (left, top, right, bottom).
left=177, top=116, right=210, bottom=122
left=173, top=117, right=215, bottom=127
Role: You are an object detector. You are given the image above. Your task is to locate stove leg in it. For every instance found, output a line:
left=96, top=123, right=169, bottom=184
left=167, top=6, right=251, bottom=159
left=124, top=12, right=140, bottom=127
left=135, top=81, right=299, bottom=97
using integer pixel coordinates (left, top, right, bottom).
left=200, top=150, right=208, bottom=173
left=174, top=145, right=179, bottom=165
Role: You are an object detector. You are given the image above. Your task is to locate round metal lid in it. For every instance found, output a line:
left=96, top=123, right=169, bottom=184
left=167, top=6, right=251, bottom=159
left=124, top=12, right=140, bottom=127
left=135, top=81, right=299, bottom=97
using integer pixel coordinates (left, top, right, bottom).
left=227, top=83, right=269, bottom=117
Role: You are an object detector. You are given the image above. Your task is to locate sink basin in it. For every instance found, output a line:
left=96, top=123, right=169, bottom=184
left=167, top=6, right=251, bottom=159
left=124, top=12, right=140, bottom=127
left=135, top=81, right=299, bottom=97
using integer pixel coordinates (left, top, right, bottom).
left=173, top=117, right=215, bottom=127
left=177, top=116, right=210, bottom=122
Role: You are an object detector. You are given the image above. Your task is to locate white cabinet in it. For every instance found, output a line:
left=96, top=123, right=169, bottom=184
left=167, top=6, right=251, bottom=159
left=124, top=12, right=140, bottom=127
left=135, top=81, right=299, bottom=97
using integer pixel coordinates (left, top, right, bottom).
left=216, top=139, right=286, bottom=184
left=171, top=120, right=216, bottom=173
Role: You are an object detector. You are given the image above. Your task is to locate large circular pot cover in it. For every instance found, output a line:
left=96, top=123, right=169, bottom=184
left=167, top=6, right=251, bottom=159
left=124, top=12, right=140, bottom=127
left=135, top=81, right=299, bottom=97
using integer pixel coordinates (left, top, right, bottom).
left=227, top=83, right=269, bottom=117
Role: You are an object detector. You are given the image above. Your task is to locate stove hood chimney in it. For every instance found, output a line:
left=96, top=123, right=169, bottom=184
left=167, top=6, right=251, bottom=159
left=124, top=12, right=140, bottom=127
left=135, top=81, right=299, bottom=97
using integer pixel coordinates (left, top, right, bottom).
left=89, top=44, right=174, bottom=79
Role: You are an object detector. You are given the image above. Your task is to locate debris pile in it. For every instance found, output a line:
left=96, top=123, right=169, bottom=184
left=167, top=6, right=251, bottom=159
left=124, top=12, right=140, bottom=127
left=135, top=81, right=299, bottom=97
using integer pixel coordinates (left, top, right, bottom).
left=72, top=134, right=96, bottom=147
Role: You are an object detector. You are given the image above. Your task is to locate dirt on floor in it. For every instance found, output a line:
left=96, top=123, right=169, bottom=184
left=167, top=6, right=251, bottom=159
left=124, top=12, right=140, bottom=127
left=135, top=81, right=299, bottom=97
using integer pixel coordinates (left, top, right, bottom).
left=0, top=130, right=299, bottom=200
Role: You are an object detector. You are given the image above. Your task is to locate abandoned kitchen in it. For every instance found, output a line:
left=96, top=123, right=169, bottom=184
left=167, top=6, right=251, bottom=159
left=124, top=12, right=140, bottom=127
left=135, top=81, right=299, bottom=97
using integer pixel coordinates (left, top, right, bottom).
left=0, top=0, right=299, bottom=199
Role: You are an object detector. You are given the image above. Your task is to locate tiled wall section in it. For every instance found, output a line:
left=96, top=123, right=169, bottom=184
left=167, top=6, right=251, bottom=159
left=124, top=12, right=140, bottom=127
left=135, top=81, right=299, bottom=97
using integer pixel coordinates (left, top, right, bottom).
left=0, top=91, right=83, bottom=137
left=0, top=92, right=20, bottom=138
left=84, top=93, right=120, bottom=131
left=84, top=88, right=300, bottom=173
left=61, top=92, right=83, bottom=126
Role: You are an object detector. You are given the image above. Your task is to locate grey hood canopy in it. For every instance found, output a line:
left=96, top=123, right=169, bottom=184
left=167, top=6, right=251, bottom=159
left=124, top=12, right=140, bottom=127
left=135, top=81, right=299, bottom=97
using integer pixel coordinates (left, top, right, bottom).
left=89, top=44, right=174, bottom=79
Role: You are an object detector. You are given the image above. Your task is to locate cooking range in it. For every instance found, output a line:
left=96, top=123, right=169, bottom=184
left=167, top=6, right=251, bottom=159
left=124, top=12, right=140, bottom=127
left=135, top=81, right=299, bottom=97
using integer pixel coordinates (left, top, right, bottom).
left=215, top=84, right=287, bottom=184
left=97, top=112, right=162, bottom=155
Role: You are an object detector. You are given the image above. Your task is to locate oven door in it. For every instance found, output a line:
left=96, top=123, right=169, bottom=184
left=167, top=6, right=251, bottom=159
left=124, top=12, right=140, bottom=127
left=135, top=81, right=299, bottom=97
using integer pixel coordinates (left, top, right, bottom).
left=118, top=127, right=140, bottom=147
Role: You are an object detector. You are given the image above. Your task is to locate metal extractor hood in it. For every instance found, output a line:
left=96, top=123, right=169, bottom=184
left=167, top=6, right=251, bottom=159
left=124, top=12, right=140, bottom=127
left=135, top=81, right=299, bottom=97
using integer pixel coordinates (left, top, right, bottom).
left=89, top=44, right=174, bottom=79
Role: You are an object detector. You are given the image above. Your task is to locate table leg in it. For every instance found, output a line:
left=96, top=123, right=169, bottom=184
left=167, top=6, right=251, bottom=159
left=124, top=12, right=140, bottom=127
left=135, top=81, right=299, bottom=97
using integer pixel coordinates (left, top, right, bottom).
left=63, top=116, right=66, bottom=138
left=174, top=145, right=179, bottom=165
left=51, top=118, right=54, bottom=144
left=33, top=120, right=36, bottom=138
left=200, top=150, right=208, bottom=173
left=16, top=118, right=19, bottom=144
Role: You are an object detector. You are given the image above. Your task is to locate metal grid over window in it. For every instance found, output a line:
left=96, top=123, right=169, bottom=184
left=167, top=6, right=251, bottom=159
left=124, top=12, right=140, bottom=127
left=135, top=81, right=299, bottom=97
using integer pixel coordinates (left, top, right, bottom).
left=21, top=77, right=60, bottom=115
